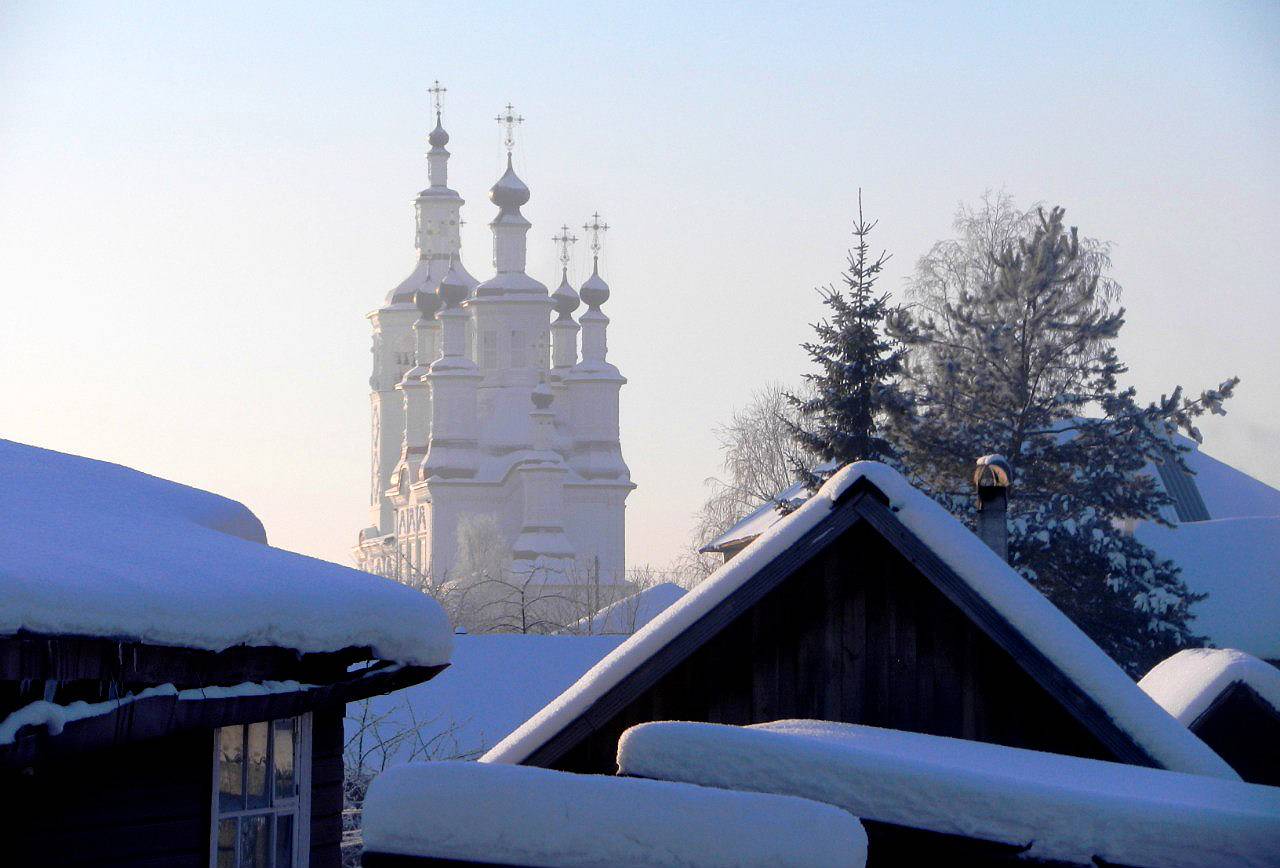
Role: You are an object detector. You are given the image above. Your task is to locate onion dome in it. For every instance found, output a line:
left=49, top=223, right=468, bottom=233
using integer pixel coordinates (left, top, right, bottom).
left=579, top=260, right=610, bottom=309
left=531, top=379, right=554, bottom=410
left=489, top=155, right=530, bottom=210
left=428, top=114, right=449, bottom=149
left=551, top=271, right=580, bottom=319
left=437, top=260, right=470, bottom=308
left=415, top=286, right=443, bottom=319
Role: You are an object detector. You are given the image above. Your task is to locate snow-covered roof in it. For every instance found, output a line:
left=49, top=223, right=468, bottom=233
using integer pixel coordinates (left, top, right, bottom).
left=350, top=634, right=624, bottom=762
left=1139, top=648, right=1280, bottom=727
left=617, top=720, right=1280, bottom=868
left=483, top=462, right=1237, bottom=779
left=0, top=439, right=451, bottom=666
left=1135, top=517, right=1280, bottom=659
left=361, top=760, right=867, bottom=868
left=705, top=443, right=1280, bottom=554
left=567, top=582, right=687, bottom=635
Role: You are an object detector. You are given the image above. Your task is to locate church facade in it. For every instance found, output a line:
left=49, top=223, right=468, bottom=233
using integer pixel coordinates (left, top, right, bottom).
left=354, top=95, right=634, bottom=596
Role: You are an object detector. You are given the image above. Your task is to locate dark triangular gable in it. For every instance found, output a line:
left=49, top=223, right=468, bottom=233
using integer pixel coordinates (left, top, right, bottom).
left=522, top=479, right=1161, bottom=772
left=1187, top=682, right=1280, bottom=785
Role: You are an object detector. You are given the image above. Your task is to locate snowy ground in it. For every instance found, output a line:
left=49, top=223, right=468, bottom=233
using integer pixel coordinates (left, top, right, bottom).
left=347, top=634, right=623, bottom=764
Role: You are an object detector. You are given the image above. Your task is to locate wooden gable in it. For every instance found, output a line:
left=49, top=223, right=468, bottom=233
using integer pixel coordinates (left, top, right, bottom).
left=1187, top=682, right=1280, bottom=786
left=524, top=484, right=1159, bottom=773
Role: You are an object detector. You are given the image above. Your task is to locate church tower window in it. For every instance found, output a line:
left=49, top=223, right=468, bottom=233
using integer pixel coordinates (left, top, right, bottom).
left=480, top=331, right=498, bottom=370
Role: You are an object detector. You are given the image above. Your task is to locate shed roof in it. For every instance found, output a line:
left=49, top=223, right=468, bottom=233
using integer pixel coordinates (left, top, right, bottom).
left=483, top=462, right=1237, bottom=779
left=1139, top=648, right=1280, bottom=727
left=0, top=439, right=452, bottom=667
left=617, top=720, right=1280, bottom=868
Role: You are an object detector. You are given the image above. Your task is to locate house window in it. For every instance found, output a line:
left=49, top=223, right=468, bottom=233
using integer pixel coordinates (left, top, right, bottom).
left=212, top=715, right=311, bottom=868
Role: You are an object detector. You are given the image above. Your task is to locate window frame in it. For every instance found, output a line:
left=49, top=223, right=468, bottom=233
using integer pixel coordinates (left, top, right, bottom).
left=209, top=712, right=313, bottom=868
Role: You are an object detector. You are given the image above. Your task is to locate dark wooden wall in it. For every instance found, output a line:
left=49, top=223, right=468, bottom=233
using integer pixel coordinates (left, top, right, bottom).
left=4, top=703, right=347, bottom=867
left=1190, top=685, right=1280, bottom=786
left=311, top=702, right=345, bottom=868
left=9, top=727, right=211, bottom=867
left=550, top=522, right=1114, bottom=774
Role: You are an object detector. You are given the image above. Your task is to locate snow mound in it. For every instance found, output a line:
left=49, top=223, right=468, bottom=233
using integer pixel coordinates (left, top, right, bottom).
left=484, top=462, right=1236, bottom=779
left=1139, top=648, right=1280, bottom=726
left=0, top=439, right=451, bottom=666
left=1135, top=517, right=1280, bottom=659
left=568, top=582, right=687, bottom=635
left=362, top=760, right=867, bottom=867
left=618, top=720, right=1280, bottom=868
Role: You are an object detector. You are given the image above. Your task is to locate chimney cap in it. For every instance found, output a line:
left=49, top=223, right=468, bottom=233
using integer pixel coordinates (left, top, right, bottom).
left=973, top=454, right=1012, bottom=489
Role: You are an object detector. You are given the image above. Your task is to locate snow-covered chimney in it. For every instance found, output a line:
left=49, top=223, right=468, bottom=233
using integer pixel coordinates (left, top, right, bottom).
left=974, top=454, right=1012, bottom=562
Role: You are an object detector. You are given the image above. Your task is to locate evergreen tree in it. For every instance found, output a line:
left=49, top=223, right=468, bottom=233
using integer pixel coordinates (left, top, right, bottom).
left=787, top=192, right=911, bottom=490
left=889, top=205, right=1238, bottom=674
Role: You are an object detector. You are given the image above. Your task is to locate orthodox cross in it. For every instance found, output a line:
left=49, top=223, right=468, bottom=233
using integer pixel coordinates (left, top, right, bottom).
left=429, top=80, right=447, bottom=115
left=496, top=103, right=523, bottom=154
left=582, top=212, right=609, bottom=257
left=553, top=225, right=578, bottom=268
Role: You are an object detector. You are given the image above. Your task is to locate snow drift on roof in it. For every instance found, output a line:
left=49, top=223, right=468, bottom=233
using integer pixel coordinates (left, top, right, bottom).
left=361, top=760, right=867, bottom=867
left=1135, top=517, right=1280, bottom=659
left=483, top=461, right=1236, bottom=779
left=618, top=720, right=1280, bottom=868
left=0, top=439, right=451, bottom=666
left=1139, top=648, right=1280, bottom=727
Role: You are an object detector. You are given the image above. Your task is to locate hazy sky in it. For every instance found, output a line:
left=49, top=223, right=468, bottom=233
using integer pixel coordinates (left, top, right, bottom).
left=2, top=2, right=1277, bottom=570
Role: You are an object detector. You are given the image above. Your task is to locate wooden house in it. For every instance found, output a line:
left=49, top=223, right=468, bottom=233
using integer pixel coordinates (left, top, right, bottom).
left=0, top=440, right=453, bottom=867
left=1140, top=648, right=1280, bottom=786
left=482, top=462, right=1235, bottom=781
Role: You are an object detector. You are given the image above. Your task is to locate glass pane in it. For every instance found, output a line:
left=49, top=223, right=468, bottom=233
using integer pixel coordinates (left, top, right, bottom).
left=217, top=818, right=237, bottom=868
left=218, top=725, right=245, bottom=813
left=246, top=721, right=270, bottom=809
left=273, top=718, right=296, bottom=800
left=240, top=814, right=269, bottom=868
left=275, top=814, right=294, bottom=867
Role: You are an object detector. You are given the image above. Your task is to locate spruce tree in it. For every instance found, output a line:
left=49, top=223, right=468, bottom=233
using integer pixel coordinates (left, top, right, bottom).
left=787, top=192, right=910, bottom=490
left=890, top=205, right=1238, bottom=674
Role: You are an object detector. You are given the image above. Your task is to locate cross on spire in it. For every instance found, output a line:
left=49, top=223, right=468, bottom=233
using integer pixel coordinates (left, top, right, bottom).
left=553, top=224, right=578, bottom=268
left=495, top=103, right=524, bottom=154
left=582, top=212, right=609, bottom=258
left=429, top=80, right=447, bottom=117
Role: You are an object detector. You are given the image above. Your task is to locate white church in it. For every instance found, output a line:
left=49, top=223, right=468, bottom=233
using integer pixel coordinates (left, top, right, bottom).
left=354, top=90, right=634, bottom=599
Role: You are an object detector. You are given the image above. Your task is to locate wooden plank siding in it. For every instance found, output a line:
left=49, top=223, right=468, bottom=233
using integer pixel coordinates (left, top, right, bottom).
left=9, top=727, right=211, bottom=867
left=546, top=519, right=1116, bottom=774
left=5, top=704, right=347, bottom=867
left=1188, top=683, right=1280, bottom=786
left=311, top=703, right=346, bottom=868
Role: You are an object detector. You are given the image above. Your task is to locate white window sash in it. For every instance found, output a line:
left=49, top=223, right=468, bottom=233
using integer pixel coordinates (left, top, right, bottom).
left=209, top=712, right=312, bottom=868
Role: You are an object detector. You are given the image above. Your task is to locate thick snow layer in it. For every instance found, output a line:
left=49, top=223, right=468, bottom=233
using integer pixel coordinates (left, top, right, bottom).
left=0, top=439, right=451, bottom=666
left=361, top=760, right=867, bottom=867
left=484, top=462, right=1236, bottom=779
left=1139, top=648, right=1280, bottom=726
left=618, top=721, right=1280, bottom=868
left=568, top=582, right=687, bottom=635
left=0, top=679, right=309, bottom=745
left=1136, top=517, right=1280, bottom=659
left=349, top=634, right=622, bottom=762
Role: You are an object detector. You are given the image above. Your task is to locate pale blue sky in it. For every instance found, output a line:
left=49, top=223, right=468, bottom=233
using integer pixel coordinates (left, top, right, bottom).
left=2, top=2, right=1277, bottom=569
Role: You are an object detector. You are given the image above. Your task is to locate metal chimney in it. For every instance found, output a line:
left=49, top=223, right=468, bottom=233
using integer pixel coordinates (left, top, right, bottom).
left=973, top=454, right=1012, bottom=562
